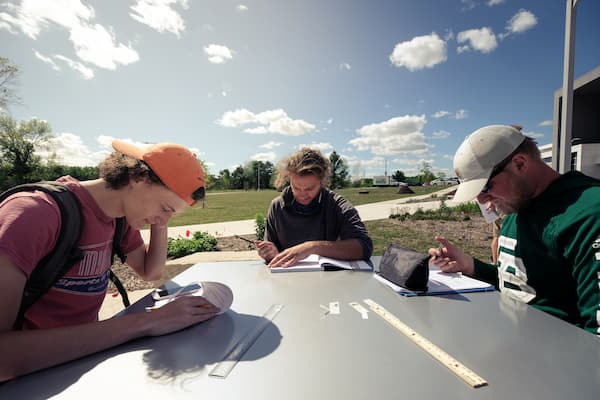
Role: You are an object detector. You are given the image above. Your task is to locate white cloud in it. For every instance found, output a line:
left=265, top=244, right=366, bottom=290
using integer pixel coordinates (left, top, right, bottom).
left=456, top=27, right=497, bottom=53
left=505, top=9, right=537, bottom=35
left=339, top=62, right=351, bottom=70
left=0, top=1, right=139, bottom=72
left=538, top=120, right=553, bottom=127
left=523, top=130, right=544, bottom=139
left=250, top=151, right=276, bottom=162
left=454, top=109, right=468, bottom=119
left=389, top=32, right=447, bottom=71
left=432, top=109, right=468, bottom=119
left=204, top=44, right=233, bottom=64
left=487, top=0, right=505, bottom=6
left=33, top=49, right=60, bottom=71
left=349, top=114, right=430, bottom=156
left=431, top=130, right=451, bottom=139
left=297, top=142, right=333, bottom=152
left=36, top=132, right=110, bottom=166
left=130, top=0, right=189, bottom=37
left=432, top=110, right=450, bottom=118
left=237, top=5, right=248, bottom=12
left=260, top=141, right=282, bottom=150
left=217, top=108, right=316, bottom=136
left=54, top=54, right=94, bottom=79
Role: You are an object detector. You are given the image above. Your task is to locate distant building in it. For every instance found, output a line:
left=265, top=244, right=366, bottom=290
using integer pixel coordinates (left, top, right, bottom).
left=543, top=65, right=600, bottom=179
left=372, top=175, right=401, bottom=186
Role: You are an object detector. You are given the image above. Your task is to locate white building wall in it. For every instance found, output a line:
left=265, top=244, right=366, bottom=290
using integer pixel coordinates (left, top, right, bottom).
left=539, top=143, right=600, bottom=180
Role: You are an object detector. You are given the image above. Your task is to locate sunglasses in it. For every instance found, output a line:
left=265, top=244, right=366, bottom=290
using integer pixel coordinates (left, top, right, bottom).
left=481, top=155, right=513, bottom=194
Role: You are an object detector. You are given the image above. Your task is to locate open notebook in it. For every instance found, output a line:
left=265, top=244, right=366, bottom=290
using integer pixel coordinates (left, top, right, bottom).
left=269, top=254, right=373, bottom=273
left=374, top=269, right=495, bottom=297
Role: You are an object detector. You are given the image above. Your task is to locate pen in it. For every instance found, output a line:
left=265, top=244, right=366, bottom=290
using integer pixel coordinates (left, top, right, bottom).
left=436, top=243, right=444, bottom=259
left=145, top=283, right=193, bottom=312
left=235, top=234, right=255, bottom=245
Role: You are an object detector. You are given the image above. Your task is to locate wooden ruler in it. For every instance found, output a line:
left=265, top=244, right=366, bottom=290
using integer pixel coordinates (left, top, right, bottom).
left=364, top=299, right=487, bottom=388
left=209, top=303, right=284, bottom=379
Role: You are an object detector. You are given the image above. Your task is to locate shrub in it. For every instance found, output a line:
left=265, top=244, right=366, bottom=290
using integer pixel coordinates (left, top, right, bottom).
left=167, top=231, right=218, bottom=258
left=255, top=212, right=266, bottom=240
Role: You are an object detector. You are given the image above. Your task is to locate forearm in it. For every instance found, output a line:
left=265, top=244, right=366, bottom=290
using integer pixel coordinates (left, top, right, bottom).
left=141, top=224, right=169, bottom=280
left=304, top=239, right=364, bottom=260
left=0, top=312, right=152, bottom=382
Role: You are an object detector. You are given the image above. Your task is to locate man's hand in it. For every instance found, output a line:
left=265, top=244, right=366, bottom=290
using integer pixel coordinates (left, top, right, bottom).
left=266, top=242, right=313, bottom=268
left=255, top=240, right=279, bottom=263
left=428, top=235, right=475, bottom=275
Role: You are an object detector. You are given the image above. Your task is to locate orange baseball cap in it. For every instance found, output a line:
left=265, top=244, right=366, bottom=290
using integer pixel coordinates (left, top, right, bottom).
left=112, top=140, right=205, bottom=205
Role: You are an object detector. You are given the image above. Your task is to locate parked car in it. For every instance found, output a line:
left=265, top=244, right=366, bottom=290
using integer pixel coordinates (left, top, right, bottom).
left=430, top=178, right=459, bottom=186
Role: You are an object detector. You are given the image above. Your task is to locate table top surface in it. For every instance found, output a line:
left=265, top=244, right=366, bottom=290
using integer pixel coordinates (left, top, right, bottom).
left=2, top=258, right=598, bottom=399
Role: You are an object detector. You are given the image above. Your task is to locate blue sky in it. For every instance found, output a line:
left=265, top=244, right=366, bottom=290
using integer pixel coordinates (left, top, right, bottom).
left=2, top=0, right=600, bottom=179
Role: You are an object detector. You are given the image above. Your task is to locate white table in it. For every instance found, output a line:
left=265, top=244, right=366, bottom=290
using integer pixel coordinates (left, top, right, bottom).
left=1, top=258, right=598, bottom=399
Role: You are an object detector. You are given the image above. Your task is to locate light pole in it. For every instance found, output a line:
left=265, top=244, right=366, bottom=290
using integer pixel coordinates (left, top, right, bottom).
left=257, top=163, right=260, bottom=191
left=557, top=0, right=580, bottom=173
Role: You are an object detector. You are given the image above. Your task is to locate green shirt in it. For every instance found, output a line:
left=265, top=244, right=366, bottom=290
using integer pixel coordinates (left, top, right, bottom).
left=473, top=171, right=600, bottom=335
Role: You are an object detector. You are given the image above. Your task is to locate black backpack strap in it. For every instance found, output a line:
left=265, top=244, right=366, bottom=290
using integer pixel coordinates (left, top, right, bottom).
left=0, top=182, right=84, bottom=330
left=109, top=217, right=130, bottom=307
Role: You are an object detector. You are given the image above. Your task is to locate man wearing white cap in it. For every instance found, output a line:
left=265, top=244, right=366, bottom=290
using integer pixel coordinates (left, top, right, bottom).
left=429, top=124, right=600, bottom=335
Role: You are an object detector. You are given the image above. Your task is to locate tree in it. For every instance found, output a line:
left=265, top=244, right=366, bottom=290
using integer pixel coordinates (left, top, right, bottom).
left=230, top=165, right=246, bottom=189
left=0, top=57, right=20, bottom=112
left=0, top=115, right=53, bottom=189
left=392, top=170, right=406, bottom=183
left=329, top=151, right=349, bottom=189
left=419, top=161, right=436, bottom=184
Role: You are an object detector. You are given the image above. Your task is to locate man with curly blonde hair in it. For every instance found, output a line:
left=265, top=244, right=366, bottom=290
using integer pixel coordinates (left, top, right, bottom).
left=257, top=148, right=373, bottom=268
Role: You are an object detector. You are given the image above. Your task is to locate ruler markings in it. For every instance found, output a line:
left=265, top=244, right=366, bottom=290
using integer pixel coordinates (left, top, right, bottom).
left=363, top=298, right=487, bottom=388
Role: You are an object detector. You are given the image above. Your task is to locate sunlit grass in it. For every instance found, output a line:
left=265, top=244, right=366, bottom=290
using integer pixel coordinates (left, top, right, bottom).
left=169, top=185, right=441, bottom=226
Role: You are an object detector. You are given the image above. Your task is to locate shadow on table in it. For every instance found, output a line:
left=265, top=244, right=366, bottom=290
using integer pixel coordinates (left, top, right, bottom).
left=0, top=310, right=282, bottom=399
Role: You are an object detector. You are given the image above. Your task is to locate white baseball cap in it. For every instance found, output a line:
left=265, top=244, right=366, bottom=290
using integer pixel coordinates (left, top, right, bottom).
left=453, top=125, right=525, bottom=202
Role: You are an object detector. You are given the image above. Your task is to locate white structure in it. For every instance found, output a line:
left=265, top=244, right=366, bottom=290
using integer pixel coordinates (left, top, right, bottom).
left=540, top=142, right=600, bottom=179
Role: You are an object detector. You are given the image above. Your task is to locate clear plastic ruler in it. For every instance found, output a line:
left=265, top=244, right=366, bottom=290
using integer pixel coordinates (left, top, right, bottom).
left=209, top=303, right=284, bottom=379
left=363, top=299, right=487, bottom=388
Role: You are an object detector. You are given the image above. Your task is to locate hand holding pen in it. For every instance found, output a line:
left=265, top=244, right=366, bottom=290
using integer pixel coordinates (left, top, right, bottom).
left=428, top=236, right=475, bottom=275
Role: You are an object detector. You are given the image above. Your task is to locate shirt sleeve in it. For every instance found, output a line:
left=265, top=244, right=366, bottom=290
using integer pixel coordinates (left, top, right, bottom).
left=0, top=193, right=60, bottom=274
left=562, top=216, right=600, bottom=335
left=335, top=198, right=373, bottom=260
left=473, top=258, right=500, bottom=288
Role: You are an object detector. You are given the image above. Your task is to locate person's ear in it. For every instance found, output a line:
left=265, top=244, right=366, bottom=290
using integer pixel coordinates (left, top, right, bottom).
left=511, top=153, right=528, bottom=173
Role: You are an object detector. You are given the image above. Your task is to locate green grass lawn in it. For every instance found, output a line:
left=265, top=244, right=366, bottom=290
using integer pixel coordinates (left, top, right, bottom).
left=168, top=185, right=441, bottom=226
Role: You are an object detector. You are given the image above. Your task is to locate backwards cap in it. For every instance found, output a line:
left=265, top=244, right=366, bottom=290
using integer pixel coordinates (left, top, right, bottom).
left=453, top=125, right=525, bottom=203
left=112, top=140, right=205, bottom=205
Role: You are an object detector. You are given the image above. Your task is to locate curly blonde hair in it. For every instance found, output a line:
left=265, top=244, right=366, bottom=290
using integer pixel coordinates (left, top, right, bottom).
left=274, top=147, right=331, bottom=189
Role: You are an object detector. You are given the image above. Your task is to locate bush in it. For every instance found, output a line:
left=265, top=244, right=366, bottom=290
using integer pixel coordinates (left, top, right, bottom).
left=390, top=201, right=480, bottom=222
left=167, top=231, right=218, bottom=258
left=255, top=212, right=266, bottom=240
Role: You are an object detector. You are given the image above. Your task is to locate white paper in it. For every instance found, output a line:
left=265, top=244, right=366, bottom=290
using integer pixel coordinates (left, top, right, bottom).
left=269, top=254, right=372, bottom=273
left=478, top=201, right=500, bottom=224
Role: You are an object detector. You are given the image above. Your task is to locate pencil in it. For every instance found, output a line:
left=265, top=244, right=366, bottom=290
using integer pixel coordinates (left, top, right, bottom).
left=234, top=234, right=255, bottom=244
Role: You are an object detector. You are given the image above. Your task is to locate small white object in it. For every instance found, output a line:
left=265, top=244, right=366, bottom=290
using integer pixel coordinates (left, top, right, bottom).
left=477, top=201, right=499, bottom=223
left=329, top=301, right=340, bottom=315
left=349, top=301, right=369, bottom=319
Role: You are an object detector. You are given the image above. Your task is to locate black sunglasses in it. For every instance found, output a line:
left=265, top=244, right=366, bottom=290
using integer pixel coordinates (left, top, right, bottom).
left=481, top=155, right=513, bottom=194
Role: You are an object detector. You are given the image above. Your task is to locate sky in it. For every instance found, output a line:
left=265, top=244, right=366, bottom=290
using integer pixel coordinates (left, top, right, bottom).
left=1, top=0, right=600, bottom=180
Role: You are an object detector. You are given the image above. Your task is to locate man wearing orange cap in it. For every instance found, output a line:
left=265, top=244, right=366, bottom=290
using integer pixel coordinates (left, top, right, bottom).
left=0, top=140, right=227, bottom=381
left=429, top=125, right=600, bottom=335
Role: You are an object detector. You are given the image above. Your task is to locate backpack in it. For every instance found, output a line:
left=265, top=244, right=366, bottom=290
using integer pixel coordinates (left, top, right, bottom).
left=0, top=181, right=131, bottom=330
